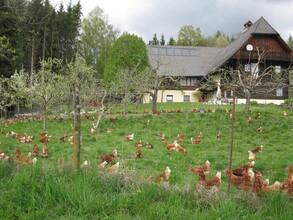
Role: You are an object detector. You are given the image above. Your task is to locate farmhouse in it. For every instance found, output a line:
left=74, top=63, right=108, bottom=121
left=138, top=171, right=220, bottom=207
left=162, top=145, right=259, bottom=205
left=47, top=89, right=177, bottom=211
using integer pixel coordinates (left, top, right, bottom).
left=144, top=16, right=293, bottom=104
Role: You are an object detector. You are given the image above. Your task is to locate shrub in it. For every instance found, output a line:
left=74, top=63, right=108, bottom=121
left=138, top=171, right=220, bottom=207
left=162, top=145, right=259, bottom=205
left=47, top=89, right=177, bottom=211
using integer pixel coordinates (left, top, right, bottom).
left=250, top=100, right=258, bottom=106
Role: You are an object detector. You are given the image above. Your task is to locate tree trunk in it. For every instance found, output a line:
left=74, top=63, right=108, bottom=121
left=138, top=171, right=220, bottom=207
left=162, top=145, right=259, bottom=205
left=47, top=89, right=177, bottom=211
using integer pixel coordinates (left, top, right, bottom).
left=95, top=109, right=104, bottom=129
left=94, top=91, right=107, bottom=129
left=72, top=84, right=81, bottom=170
left=30, top=35, right=35, bottom=119
left=152, top=91, right=158, bottom=113
left=43, top=104, right=47, bottom=131
left=245, top=93, right=251, bottom=114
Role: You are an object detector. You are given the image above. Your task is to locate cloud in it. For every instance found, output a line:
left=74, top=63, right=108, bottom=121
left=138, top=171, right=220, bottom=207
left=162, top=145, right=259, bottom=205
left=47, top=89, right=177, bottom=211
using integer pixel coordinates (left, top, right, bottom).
left=53, top=0, right=293, bottom=42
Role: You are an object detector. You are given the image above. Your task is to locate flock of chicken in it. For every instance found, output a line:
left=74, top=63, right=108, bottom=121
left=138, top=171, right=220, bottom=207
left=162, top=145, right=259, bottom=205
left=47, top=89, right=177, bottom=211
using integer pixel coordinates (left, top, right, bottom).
left=0, top=108, right=291, bottom=196
left=96, top=109, right=292, bottom=195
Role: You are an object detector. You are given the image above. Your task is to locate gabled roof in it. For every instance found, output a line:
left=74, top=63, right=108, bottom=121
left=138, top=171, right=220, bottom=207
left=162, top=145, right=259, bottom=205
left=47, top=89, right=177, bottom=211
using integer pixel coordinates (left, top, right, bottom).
left=147, top=45, right=223, bottom=77
left=211, top=16, right=280, bottom=71
left=147, top=17, right=290, bottom=78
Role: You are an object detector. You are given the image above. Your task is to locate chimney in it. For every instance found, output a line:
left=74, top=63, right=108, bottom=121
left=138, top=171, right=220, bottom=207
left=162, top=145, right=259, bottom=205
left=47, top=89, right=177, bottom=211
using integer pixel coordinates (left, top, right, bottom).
left=243, top=21, right=253, bottom=32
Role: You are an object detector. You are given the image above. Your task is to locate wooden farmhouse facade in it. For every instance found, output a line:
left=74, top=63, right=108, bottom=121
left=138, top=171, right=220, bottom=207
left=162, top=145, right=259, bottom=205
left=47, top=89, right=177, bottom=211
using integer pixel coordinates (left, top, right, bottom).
left=144, top=17, right=293, bottom=104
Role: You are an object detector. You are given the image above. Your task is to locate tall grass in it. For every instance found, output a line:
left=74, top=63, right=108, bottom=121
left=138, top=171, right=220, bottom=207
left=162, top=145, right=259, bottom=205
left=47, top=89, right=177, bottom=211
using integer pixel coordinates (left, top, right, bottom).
left=1, top=165, right=293, bottom=219
left=0, top=102, right=292, bottom=218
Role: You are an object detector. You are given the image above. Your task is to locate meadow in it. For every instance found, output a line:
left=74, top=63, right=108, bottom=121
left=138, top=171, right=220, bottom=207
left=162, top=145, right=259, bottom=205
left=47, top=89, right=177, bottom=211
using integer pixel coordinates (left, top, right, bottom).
left=0, top=102, right=292, bottom=219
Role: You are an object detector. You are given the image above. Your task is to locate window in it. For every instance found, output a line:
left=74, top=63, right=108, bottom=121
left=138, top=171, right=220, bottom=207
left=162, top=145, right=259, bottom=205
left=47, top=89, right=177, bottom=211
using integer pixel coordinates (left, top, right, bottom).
left=251, top=63, right=259, bottom=77
left=244, top=64, right=251, bottom=72
left=276, top=88, right=283, bottom=97
left=180, top=78, right=187, bottom=86
left=180, top=77, right=197, bottom=86
left=149, top=95, right=153, bottom=101
left=275, top=66, right=281, bottom=73
left=166, top=95, right=173, bottom=102
left=190, top=78, right=197, bottom=86
left=183, top=95, right=190, bottom=102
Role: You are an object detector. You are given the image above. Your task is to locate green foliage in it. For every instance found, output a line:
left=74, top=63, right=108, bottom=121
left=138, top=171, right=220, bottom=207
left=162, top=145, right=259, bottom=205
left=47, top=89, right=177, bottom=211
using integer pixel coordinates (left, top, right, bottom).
left=0, top=0, right=82, bottom=76
left=104, top=33, right=150, bottom=87
left=168, top=36, right=176, bottom=45
left=177, top=25, right=205, bottom=46
left=205, top=30, right=230, bottom=47
left=160, top=33, right=165, bottom=46
left=250, top=100, right=258, bottom=106
left=284, top=98, right=293, bottom=105
left=149, top=33, right=159, bottom=45
left=81, top=6, right=118, bottom=78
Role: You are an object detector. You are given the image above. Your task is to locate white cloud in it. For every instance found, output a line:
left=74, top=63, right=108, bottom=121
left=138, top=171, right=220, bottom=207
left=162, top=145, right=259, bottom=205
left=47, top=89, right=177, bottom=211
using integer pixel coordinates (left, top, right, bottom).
left=51, top=0, right=293, bottom=42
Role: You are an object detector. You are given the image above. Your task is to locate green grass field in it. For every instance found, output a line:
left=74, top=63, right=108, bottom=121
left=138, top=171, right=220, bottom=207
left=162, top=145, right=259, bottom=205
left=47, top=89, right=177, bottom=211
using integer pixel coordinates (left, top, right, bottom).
left=0, top=102, right=292, bottom=219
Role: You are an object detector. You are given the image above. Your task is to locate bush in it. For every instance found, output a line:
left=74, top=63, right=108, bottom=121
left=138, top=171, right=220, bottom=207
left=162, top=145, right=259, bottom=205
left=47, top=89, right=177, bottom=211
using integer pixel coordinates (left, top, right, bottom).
left=250, top=100, right=258, bottom=106
left=284, top=98, right=293, bottom=105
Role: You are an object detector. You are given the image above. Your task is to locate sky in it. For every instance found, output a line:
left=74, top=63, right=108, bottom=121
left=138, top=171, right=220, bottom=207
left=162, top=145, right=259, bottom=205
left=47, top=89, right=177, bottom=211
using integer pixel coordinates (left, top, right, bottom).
left=51, top=0, right=293, bottom=43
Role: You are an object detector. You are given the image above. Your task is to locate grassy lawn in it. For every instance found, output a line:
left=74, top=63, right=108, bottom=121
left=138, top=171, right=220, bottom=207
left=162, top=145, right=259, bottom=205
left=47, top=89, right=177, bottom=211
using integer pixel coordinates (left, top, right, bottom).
left=0, top=102, right=292, bottom=219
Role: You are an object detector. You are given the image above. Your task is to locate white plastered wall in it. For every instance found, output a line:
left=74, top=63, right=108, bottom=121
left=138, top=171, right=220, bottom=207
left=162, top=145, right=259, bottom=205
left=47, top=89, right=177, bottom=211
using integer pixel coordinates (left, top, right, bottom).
left=143, top=90, right=201, bottom=103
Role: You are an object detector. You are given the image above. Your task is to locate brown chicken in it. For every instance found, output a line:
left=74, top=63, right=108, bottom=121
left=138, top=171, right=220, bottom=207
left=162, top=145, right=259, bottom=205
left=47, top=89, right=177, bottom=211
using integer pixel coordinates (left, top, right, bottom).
left=98, top=161, right=108, bottom=170
left=248, top=151, right=257, bottom=160
left=164, top=140, right=176, bottom=151
left=256, top=127, right=263, bottom=132
left=135, top=140, right=143, bottom=148
left=174, top=142, right=187, bottom=154
left=246, top=117, right=252, bottom=123
left=230, top=161, right=255, bottom=176
left=91, top=127, right=97, bottom=134
left=255, top=113, right=261, bottom=119
left=107, top=162, right=120, bottom=173
left=287, top=165, right=293, bottom=180
left=252, top=171, right=265, bottom=194
left=224, top=168, right=254, bottom=190
left=100, top=149, right=117, bottom=164
left=146, top=142, right=153, bottom=149
left=283, top=111, right=288, bottom=117
left=148, top=167, right=172, bottom=183
left=196, top=169, right=221, bottom=190
left=191, top=107, right=197, bottom=113
left=110, top=117, right=116, bottom=123
left=189, top=160, right=210, bottom=175
left=191, top=137, right=201, bottom=144
left=216, top=132, right=222, bottom=138
left=178, top=133, right=186, bottom=139
left=197, top=132, right=203, bottom=139
left=159, top=132, right=166, bottom=141
left=136, top=146, right=142, bottom=158
left=126, top=134, right=134, bottom=141
left=250, top=145, right=263, bottom=153
left=59, top=136, right=65, bottom=142
left=0, top=150, right=11, bottom=162
left=41, top=144, right=49, bottom=158
left=176, top=137, right=183, bottom=143
left=32, top=143, right=39, bottom=157
left=15, top=148, right=32, bottom=165
left=267, top=180, right=282, bottom=192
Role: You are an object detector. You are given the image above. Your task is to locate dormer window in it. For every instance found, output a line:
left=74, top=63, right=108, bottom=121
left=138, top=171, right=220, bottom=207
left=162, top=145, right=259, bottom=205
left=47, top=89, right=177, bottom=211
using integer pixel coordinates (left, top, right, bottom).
left=275, top=66, right=281, bottom=73
left=251, top=63, right=259, bottom=78
left=244, top=64, right=251, bottom=72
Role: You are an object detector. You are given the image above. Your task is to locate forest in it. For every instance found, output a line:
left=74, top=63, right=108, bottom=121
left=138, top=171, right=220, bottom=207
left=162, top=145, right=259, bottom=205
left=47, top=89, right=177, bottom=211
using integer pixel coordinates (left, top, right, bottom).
left=2, top=0, right=293, bottom=79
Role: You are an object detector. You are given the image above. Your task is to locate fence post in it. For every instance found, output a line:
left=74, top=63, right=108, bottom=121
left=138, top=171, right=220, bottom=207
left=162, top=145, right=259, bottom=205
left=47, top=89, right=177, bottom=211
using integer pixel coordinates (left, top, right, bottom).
left=227, top=93, right=236, bottom=195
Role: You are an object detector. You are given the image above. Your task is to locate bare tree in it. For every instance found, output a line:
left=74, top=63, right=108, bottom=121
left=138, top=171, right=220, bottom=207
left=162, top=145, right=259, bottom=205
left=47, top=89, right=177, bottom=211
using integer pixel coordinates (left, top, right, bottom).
left=66, top=58, right=96, bottom=170
left=147, top=59, right=180, bottom=113
left=11, top=59, right=66, bottom=129
left=207, top=49, right=290, bottom=113
left=109, top=66, right=149, bottom=115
